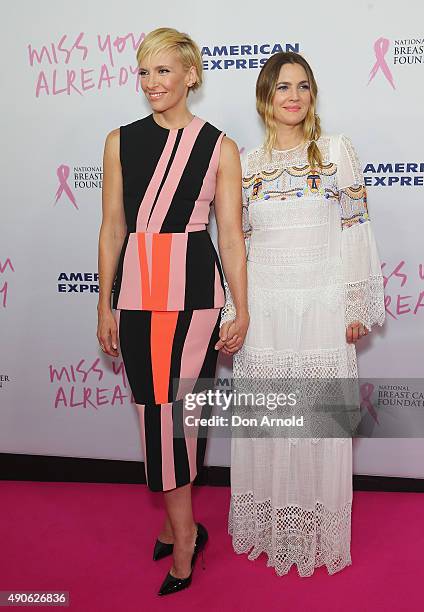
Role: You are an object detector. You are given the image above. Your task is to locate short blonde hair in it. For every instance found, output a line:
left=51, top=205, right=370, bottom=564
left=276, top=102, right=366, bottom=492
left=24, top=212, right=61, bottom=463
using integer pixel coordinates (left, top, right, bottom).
left=136, top=27, right=203, bottom=92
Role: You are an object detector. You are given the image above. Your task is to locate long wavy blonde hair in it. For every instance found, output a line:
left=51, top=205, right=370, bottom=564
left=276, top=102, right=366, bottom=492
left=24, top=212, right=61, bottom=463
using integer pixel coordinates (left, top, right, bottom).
left=256, top=52, right=322, bottom=169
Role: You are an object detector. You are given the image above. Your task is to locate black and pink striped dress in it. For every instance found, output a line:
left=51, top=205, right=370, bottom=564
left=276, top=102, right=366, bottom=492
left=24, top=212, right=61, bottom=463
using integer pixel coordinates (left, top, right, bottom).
left=113, top=114, right=225, bottom=492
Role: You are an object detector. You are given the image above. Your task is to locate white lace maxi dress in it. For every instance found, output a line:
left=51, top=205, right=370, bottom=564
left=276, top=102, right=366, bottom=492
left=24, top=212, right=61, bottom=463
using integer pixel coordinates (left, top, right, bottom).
left=222, top=134, right=385, bottom=576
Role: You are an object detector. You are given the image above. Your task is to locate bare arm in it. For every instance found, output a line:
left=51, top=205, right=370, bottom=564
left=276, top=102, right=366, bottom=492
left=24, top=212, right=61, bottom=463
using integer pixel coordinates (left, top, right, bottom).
left=96, top=128, right=127, bottom=356
left=214, top=136, right=249, bottom=353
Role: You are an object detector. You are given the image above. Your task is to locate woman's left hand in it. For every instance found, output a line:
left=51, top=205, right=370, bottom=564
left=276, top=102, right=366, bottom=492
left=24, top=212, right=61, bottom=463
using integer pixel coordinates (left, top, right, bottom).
left=215, top=314, right=249, bottom=355
left=346, top=321, right=369, bottom=343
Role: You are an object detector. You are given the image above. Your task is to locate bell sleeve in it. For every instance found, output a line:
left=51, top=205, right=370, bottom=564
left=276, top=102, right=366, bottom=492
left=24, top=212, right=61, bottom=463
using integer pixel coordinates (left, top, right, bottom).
left=338, top=135, right=385, bottom=331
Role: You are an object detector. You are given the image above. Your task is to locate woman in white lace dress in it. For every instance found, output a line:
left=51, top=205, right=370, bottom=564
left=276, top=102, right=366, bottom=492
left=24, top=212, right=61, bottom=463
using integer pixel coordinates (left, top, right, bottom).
left=220, top=52, right=386, bottom=576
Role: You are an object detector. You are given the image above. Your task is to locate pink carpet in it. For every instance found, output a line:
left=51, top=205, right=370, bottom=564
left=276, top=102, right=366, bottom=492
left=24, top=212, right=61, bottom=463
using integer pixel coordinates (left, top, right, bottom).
left=0, top=481, right=422, bottom=611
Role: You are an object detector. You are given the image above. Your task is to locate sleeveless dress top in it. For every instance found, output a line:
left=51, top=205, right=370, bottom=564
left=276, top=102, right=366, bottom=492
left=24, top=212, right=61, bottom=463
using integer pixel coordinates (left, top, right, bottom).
left=112, top=114, right=225, bottom=311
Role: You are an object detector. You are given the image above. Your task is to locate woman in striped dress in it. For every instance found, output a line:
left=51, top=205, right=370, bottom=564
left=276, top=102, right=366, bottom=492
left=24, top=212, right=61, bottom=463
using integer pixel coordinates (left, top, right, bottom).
left=96, top=28, right=248, bottom=595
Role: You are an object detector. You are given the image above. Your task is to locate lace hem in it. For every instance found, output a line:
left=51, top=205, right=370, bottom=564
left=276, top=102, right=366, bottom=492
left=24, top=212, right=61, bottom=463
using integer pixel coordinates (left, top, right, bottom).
left=249, top=243, right=329, bottom=266
left=345, top=274, right=386, bottom=330
left=228, top=492, right=352, bottom=577
left=234, top=345, right=358, bottom=379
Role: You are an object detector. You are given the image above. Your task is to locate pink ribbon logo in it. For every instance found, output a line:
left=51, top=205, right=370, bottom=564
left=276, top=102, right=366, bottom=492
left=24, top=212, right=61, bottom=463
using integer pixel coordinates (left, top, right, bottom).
left=368, top=37, right=396, bottom=90
left=360, top=383, right=379, bottom=424
left=54, top=164, right=78, bottom=210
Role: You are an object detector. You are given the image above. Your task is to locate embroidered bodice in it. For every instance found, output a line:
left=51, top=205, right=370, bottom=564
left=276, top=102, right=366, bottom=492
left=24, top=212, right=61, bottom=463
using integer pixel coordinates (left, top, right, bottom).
left=221, top=134, right=385, bottom=331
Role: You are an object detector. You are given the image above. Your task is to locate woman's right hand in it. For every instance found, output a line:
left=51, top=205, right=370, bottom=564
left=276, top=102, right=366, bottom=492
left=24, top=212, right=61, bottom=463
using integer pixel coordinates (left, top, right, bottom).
left=97, top=306, right=119, bottom=357
left=346, top=321, right=369, bottom=343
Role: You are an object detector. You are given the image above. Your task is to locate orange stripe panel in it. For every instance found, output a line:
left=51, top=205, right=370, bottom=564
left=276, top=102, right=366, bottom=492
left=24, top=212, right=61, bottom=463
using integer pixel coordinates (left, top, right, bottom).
left=151, top=233, right=172, bottom=310
left=151, top=311, right=179, bottom=405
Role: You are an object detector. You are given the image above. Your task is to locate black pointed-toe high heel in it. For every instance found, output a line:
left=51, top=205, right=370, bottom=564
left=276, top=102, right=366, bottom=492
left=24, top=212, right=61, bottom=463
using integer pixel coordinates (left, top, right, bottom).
left=153, top=539, right=174, bottom=561
left=157, top=523, right=208, bottom=596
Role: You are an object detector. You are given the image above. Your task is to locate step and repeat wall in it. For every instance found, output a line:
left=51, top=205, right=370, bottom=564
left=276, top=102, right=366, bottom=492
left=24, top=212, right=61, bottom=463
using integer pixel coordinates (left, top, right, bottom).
left=1, top=0, right=424, bottom=477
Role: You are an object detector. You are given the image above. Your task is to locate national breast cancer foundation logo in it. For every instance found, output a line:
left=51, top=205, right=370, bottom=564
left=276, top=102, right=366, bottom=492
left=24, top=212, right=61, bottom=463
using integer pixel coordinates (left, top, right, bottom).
left=54, top=164, right=78, bottom=209
left=53, top=163, right=103, bottom=210
left=360, top=382, right=379, bottom=424
left=368, top=37, right=396, bottom=90
left=358, top=381, right=424, bottom=437
left=367, top=35, right=424, bottom=89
